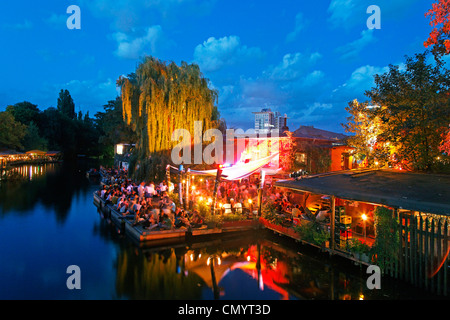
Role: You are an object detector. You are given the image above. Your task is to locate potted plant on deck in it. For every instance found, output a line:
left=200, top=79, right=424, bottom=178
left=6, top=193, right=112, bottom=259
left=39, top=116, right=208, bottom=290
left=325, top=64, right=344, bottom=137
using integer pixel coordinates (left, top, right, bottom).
left=294, top=221, right=330, bottom=248
left=204, top=214, right=223, bottom=228
left=348, top=239, right=372, bottom=263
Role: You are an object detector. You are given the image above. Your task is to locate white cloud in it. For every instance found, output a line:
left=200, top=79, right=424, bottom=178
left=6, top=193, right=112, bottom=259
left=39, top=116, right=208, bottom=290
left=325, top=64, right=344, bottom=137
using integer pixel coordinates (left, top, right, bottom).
left=268, top=52, right=322, bottom=81
left=36, top=77, right=119, bottom=113
left=327, top=0, right=359, bottom=29
left=336, top=29, right=376, bottom=60
left=286, top=12, right=308, bottom=42
left=193, top=36, right=263, bottom=72
left=332, top=64, right=389, bottom=101
left=63, top=78, right=119, bottom=107
left=112, top=25, right=173, bottom=60
left=44, top=13, right=67, bottom=28
left=80, top=0, right=216, bottom=32
left=3, top=19, right=33, bottom=30
left=327, top=0, right=422, bottom=29
left=295, top=102, right=333, bottom=123
left=216, top=50, right=329, bottom=128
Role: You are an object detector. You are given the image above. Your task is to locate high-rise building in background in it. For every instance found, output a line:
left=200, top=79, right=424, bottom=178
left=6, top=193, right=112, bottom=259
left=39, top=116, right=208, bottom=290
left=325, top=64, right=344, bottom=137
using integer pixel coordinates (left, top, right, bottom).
left=252, top=108, right=288, bottom=134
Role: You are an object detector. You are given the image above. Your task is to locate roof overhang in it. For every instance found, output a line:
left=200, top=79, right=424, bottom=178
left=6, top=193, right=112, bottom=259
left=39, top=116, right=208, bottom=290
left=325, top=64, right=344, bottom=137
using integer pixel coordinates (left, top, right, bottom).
left=274, top=169, right=450, bottom=215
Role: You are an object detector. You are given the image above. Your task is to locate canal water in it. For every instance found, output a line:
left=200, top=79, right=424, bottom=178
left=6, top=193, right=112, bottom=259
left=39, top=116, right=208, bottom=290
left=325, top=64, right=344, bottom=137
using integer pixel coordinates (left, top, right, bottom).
left=0, top=162, right=443, bottom=300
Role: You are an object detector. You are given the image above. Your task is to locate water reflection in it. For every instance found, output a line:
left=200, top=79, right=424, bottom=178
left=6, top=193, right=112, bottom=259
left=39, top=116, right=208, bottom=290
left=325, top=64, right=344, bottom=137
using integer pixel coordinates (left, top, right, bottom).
left=0, top=161, right=97, bottom=222
left=0, top=161, right=441, bottom=300
left=113, top=232, right=382, bottom=300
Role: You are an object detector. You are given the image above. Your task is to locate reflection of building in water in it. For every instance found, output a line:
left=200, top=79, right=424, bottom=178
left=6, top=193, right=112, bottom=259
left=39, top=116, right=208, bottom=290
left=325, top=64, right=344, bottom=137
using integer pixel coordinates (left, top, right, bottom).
left=1, top=163, right=56, bottom=181
left=114, top=238, right=370, bottom=300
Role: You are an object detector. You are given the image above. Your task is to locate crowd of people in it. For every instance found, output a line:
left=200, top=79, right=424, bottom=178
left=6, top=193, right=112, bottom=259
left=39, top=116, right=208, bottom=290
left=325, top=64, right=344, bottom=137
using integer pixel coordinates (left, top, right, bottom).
left=95, top=166, right=329, bottom=232
left=96, top=168, right=210, bottom=231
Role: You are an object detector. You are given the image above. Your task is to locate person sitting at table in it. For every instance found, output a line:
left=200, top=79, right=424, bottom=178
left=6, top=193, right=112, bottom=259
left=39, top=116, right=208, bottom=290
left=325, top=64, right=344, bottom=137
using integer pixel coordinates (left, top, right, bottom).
left=316, top=209, right=330, bottom=222
left=158, top=212, right=173, bottom=230
left=190, top=211, right=204, bottom=228
left=174, top=209, right=191, bottom=228
left=291, top=204, right=301, bottom=218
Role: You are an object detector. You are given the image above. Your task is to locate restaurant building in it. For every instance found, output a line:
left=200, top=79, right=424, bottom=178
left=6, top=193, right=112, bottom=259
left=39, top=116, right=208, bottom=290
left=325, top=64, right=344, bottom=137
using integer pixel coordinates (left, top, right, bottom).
left=273, top=168, right=450, bottom=295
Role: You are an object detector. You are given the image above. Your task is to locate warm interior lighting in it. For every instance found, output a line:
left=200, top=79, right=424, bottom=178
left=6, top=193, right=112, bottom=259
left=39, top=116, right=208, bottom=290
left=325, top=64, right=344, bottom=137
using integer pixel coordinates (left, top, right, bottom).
left=362, top=213, right=368, bottom=221
left=116, top=144, right=124, bottom=155
left=248, top=198, right=252, bottom=204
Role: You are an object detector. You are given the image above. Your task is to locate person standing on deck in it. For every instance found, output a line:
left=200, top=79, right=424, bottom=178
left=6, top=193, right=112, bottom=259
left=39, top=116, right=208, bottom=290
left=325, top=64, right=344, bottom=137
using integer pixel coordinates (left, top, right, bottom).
left=138, top=182, right=145, bottom=200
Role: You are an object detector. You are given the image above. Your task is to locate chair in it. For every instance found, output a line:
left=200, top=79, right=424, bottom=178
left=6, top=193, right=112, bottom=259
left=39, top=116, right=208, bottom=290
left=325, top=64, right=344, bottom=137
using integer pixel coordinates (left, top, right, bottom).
left=223, top=203, right=232, bottom=215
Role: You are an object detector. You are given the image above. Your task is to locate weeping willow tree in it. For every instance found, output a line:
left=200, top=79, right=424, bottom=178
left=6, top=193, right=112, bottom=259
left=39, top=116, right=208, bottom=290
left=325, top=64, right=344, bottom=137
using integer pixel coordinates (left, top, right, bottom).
left=117, top=56, right=222, bottom=180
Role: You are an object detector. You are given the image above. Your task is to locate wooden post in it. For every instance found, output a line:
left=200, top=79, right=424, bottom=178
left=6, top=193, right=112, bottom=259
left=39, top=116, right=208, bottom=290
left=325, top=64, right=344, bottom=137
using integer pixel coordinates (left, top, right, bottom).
left=166, top=164, right=171, bottom=195
left=185, top=168, right=190, bottom=210
left=397, top=209, right=403, bottom=280
left=178, top=165, right=184, bottom=207
left=404, top=212, right=409, bottom=282
left=257, top=170, right=265, bottom=216
left=444, top=219, right=448, bottom=296
left=419, top=214, right=424, bottom=288
left=210, top=167, right=222, bottom=215
left=431, top=218, right=435, bottom=293
left=425, top=217, right=429, bottom=291
left=330, top=195, right=336, bottom=252
left=412, top=214, right=417, bottom=287
left=437, top=218, right=442, bottom=295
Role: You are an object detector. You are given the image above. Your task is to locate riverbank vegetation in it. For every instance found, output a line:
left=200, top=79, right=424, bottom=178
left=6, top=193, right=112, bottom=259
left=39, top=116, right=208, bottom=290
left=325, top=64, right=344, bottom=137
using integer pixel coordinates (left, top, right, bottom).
left=0, top=89, right=135, bottom=161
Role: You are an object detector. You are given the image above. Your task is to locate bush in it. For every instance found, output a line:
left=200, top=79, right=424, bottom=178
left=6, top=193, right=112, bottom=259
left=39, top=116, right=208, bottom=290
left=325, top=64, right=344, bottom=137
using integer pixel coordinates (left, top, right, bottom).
left=195, top=201, right=211, bottom=218
left=371, top=206, right=399, bottom=271
left=261, top=201, right=284, bottom=225
left=347, top=239, right=372, bottom=255
left=294, top=221, right=330, bottom=246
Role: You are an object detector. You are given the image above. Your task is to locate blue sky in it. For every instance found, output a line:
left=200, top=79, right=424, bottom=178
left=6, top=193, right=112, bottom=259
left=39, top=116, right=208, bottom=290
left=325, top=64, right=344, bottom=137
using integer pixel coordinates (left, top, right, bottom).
left=0, top=0, right=436, bottom=133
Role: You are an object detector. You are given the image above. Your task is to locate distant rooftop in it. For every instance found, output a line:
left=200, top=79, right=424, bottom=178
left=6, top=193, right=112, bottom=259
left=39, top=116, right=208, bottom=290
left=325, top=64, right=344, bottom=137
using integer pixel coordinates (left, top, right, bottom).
left=275, top=169, right=450, bottom=215
left=292, top=125, right=347, bottom=141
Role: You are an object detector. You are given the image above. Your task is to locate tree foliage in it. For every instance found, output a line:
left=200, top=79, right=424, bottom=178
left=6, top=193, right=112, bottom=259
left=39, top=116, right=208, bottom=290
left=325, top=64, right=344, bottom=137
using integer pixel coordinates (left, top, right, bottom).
left=366, top=52, right=450, bottom=171
left=94, top=97, right=137, bottom=158
left=117, top=56, right=221, bottom=178
left=57, top=89, right=76, bottom=120
left=344, top=52, right=450, bottom=172
left=0, top=111, right=27, bottom=150
left=440, top=125, right=450, bottom=154
left=342, top=100, right=391, bottom=167
left=6, top=101, right=41, bottom=126
left=22, top=121, right=48, bottom=151
left=425, top=0, right=450, bottom=58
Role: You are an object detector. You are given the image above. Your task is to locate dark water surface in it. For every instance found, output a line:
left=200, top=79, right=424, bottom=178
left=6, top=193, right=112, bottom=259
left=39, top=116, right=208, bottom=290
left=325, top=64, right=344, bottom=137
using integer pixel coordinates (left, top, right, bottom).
left=0, top=162, right=443, bottom=300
